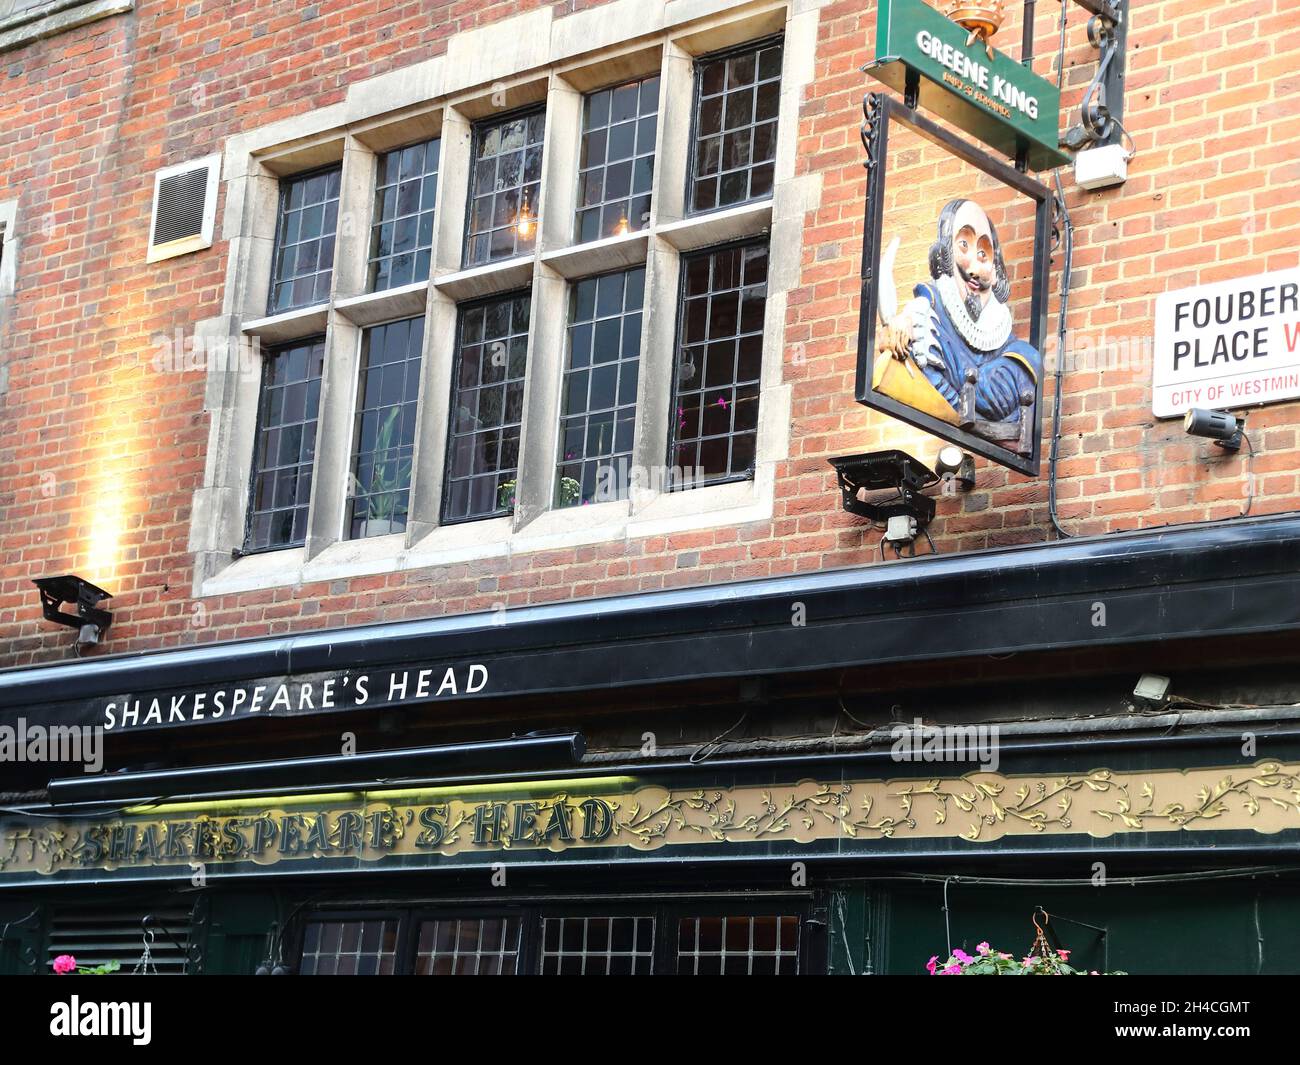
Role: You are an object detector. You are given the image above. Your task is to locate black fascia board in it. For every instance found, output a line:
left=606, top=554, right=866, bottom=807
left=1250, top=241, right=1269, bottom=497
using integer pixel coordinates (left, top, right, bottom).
left=3, top=512, right=1300, bottom=714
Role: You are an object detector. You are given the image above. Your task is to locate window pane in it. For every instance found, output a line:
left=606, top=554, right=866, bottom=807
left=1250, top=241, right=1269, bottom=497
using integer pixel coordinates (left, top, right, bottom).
left=540, top=916, right=655, bottom=975
left=299, top=919, right=399, bottom=975
left=347, top=317, right=424, bottom=539
left=369, top=138, right=440, bottom=291
left=443, top=292, right=531, bottom=522
left=464, top=110, right=545, bottom=267
left=670, top=242, right=766, bottom=487
left=675, top=915, right=800, bottom=975
left=558, top=268, right=644, bottom=507
left=689, top=39, right=782, bottom=214
left=414, top=918, right=522, bottom=975
left=246, top=338, right=325, bottom=551
left=268, top=168, right=341, bottom=313
left=575, top=75, right=659, bottom=243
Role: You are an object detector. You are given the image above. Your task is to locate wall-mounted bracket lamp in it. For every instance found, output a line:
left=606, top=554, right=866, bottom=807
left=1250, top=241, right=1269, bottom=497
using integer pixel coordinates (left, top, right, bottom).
left=32, top=574, right=113, bottom=647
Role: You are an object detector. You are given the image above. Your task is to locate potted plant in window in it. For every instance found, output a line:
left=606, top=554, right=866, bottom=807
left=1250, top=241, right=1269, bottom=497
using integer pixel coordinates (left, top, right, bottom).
left=496, top=475, right=582, bottom=514
left=358, top=408, right=410, bottom=538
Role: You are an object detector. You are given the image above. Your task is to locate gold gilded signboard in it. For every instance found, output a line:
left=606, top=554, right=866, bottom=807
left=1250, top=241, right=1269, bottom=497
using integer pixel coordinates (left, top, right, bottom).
left=4, top=762, right=1299, bottom=882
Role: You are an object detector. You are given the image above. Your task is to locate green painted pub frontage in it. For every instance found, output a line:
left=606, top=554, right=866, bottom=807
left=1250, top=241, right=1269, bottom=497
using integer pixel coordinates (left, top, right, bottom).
left=4, top=514, right=1300, bottom=975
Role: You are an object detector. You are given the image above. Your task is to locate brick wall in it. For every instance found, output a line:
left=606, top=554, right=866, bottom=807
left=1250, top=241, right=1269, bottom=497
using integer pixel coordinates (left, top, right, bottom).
left=1, top=0, right=1297, bottom=666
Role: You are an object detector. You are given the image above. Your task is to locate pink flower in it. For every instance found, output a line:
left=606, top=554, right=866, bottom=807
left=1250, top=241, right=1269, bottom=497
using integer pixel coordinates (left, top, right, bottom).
left=952, top=948, right=971, bottom=964
left=940, top=964, right=962, bottom=975
left=926, top=955, right=939, bottom=975
left=1022, top=957, right=1035, bottom=968
left=998, top=952, right=1012, bottom=960
left=976, top=941, right=991, bottom=955
left=53, top=954, right=76, bottom=975
left=1057, top=949, right=1071, bottom=959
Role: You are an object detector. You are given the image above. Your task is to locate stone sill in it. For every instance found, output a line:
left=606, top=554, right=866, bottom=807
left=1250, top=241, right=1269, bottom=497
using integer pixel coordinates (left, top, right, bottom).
left=0, top=0, right=131, bottom=54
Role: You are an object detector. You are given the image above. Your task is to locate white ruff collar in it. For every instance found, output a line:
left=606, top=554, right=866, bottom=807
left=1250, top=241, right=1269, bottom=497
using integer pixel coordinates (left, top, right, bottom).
left=937, top=273, right=1012, bottom=352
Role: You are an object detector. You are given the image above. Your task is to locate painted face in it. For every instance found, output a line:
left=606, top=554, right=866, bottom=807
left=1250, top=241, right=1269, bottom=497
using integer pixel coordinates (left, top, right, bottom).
left=950, top=201, right=996, bottom=307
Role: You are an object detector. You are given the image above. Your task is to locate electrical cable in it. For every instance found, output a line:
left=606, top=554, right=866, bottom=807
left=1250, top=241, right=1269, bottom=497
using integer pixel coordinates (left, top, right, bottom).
left=1241, top=430, right=1255, bottom=517
left=1048, top=168, right=1074, bottom=539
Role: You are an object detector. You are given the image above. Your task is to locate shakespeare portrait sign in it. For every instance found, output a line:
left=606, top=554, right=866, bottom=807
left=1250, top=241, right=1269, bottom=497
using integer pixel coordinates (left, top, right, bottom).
left=857, top=95, right=1052, bottom=476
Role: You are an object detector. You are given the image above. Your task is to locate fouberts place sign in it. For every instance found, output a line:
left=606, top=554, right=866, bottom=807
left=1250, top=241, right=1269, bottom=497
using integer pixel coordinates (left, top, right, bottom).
left=5, top=761, right=1300, bottom=885
left=865, top=0, right=1068, bottom=170
left=1153, top=266, right=1300, bottom=417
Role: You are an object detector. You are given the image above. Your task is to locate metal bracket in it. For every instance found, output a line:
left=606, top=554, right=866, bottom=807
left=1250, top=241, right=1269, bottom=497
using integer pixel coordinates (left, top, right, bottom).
left=1063, top=0, right=1128, bottom=150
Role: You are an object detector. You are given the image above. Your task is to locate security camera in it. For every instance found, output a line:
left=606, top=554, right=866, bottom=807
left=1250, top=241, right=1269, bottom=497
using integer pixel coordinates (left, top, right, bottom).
left=1183, top=408, right=1244, bottom=451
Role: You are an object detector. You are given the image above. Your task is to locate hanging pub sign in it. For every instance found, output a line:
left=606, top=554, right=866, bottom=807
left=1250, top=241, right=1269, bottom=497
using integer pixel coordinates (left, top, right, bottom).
left=1152, top=266, right=1300, bottom=417
left=865, top=0, right=1070, bottom=171
left=856, top=94, right=1052, bottom=476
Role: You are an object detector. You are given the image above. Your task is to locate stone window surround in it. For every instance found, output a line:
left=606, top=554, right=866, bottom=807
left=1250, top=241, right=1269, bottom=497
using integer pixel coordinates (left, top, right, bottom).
left=192, top=0, right=825, bottom=598
left=0, top=198, right=16, bottom=398
left=0, top=0, right=132, bottom=54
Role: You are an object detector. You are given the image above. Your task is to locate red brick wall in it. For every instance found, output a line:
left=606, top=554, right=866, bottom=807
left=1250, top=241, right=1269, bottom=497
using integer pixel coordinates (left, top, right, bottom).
left=1, top=0, right=1297, bottom=666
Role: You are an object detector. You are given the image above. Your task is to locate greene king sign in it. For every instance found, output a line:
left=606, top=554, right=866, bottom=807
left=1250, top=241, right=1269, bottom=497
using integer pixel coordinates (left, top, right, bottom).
left=1153, top=267, right=1300, bottom=417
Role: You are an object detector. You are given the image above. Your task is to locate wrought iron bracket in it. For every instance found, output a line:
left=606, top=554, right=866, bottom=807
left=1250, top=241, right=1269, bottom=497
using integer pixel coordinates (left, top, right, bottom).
left=1063, top=0, right=1128, bottom=150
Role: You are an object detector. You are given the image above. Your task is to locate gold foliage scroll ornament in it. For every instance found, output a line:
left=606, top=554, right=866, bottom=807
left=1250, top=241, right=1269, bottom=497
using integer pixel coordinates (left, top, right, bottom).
left=3, top=762, right=1300, bottom=879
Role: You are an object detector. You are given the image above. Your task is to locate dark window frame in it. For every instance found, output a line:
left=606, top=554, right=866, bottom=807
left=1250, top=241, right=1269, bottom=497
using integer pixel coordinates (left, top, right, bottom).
left=242, top=335, right=327, bottom=555
left=292, top=896, right=820, bottom=975
left=666, top=236, right=769, bottom=490
left=368, top=136, right=442, bottom=293
left=684, top=34, right=785, bottom=218
left=267, top=163, right=342, bottom=316
left=462, top=104, right=547, bottom=269
left=440, top=287, right=533, bottom=526
left=574, top=74, right=661, bottom=246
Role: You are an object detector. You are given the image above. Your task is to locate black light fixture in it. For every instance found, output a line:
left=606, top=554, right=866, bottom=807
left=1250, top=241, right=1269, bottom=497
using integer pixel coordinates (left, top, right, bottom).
left=934, top=445, right=976, bottom=490
left=1183, top=408, right=1244, bottom=452
left=33, top=574, right=113, bottom=648
left=828, top=450, right=938, bottom=547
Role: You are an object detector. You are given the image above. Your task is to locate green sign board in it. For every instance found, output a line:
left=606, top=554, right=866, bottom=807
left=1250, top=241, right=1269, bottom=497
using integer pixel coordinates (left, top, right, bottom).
left=866, top=0, right=1070, bottom=170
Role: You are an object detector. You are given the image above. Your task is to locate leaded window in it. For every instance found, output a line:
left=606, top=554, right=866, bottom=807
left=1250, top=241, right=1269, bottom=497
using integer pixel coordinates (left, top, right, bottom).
left=541, top=916, right=655, bottom=975
left=268, top=167, right=340, bottom=313
left=246, top=337, right=325, bottom=551
left=676, top=915, right=800, bottom=975
left=576, top=76, right=659, bottom=244
left=370, top=138, right=440, bottom=291
left=464, top=109, right=545, bottom=267
left=415, top=917, right=523, bottom=975
left=347, top=317, right=424, bottom=539
left=443, top=291, right=531, bottom=522
left=689, top=38, right=782, bottom=214
left=299, top=919, right=400, bottom=975
left=671, top=241, right=767, bottom=483
left=557, top=267, right=644, bottom=506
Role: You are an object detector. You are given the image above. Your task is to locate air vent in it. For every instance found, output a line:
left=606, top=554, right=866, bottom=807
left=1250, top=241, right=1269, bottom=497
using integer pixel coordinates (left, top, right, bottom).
left=147, top=153, right=221, bottom=263
left=46, top=905, right=195, bottom=975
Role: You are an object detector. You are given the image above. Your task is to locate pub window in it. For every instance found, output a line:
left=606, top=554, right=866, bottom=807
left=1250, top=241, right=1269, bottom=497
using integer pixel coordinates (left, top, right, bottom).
left=245, top=337, right=325, bottom=552
left=414, top=917, right=523, bottom=975
left=370, top=138, right=441, bottom=291
left=557, top=267, right=644, bottom=507
left=347, top=317, right=424, bottom=539
left=540, top=915, right=655, bottom=975
left=299, top=918, right=400, bottom=975
left=268, top=166, right=341, bottom=314
left=464, top=108, right=545, bottom=268
left=670, top=241, right=768, bottom=485
left=688, top=37, right=783, bottom=214
left=443, top=291, right=531, bottom=523
left=676, top=914, right=800, bottom=975
left=576, top=75, right=660, bottom=244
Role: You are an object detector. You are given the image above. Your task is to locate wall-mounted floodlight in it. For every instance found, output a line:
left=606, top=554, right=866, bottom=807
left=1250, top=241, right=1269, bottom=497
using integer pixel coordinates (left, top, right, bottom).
left=1132, top=673, right=1170, bottom=706
left=934, top=445, right=976, bottom=491
left=1183, top=408, right=1244, bottom=452
left=32, top=574, right=113, bottom=648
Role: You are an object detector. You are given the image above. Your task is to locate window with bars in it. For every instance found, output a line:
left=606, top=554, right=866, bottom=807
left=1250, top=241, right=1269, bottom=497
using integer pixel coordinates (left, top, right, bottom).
left=370, top=138, right=441, bottom=291
left=246, top=337, right=325, bottom=551
left=541, top=916, right=655, bottom=975
left=443, top=291, right=531, bottom=522
left=268, top=167, right=341, bottom=314
left=558, top=267, right=644, bottom=507
left=670, top=240, right=768, bottom=484
left=464, top=109, right=545, bottom=268
left=415, top=917, right=523, bottom=975
left=347, top=317, right=424, bottom=539
left=689, top=38, right=783, bottom=214
left=676, top=914, right=800, bottom=975
left=576, top=76, right=659, bottom=245
left=299, top=919, right=400, bottom=975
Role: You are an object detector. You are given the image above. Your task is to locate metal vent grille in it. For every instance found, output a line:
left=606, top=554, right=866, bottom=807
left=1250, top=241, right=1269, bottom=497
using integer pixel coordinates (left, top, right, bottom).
left=151, top=166, right=209, bottom=247
left=47, top=906, right=194, bottom=975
